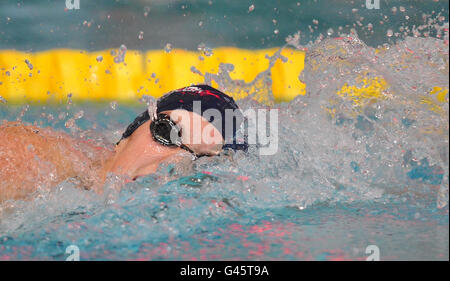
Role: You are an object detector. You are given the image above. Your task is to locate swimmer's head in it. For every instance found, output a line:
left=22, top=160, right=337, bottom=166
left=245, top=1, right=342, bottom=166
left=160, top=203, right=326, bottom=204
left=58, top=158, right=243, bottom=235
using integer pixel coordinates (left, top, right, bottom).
left=108, top=85, right=247, bottom=179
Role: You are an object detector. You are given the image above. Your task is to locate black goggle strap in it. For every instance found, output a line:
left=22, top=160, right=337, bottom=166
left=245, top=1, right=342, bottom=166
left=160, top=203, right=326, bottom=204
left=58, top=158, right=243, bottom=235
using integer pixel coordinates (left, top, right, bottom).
left=179, top=143, right=198, bottom=159
left=116, top=110, right=151, bottom=145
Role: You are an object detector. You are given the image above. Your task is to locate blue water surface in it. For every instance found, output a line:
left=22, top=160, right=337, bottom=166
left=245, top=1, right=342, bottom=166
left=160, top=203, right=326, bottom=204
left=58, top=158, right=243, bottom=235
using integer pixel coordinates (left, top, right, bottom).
left=0, top=104, right=448, bottom=260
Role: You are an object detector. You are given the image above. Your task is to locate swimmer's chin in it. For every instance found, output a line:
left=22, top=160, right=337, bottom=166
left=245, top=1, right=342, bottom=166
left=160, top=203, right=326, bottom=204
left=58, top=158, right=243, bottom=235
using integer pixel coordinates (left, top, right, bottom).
left=100, top=148, right=194, bottom=188
left=104, top=164, right=156, bottom=182
left=130, top=164, right=159, bottom=180
left=130, top=153, right=193, bottom=180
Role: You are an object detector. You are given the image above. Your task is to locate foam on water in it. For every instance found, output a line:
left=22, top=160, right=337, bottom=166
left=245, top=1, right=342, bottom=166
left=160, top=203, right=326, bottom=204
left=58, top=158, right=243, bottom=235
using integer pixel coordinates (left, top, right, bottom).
left=0, top=31, right=449, bottom=259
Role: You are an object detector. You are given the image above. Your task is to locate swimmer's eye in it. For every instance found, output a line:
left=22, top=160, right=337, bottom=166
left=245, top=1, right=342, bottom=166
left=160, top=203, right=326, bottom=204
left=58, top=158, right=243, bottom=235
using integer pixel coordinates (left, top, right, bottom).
left=150, top=114, right=197, bottom=157
left=150, top=113, right=182, bottom=147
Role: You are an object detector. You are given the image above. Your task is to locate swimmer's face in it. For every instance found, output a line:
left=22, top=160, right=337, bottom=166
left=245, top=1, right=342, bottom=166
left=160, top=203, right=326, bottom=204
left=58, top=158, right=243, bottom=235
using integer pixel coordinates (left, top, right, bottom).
left=108, top=110, right=224, bottom=179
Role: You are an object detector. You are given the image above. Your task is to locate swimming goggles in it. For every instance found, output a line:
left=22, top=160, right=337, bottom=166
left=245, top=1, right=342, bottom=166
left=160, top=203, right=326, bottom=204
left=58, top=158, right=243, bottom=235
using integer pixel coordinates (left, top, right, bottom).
left=150, top=113, right=197, bottom=156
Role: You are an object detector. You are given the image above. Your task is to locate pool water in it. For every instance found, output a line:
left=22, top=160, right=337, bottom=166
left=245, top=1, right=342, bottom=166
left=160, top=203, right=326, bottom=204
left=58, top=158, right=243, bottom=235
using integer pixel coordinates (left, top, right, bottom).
left=0, top=1, right=449, bottom=260
left=1, top=32, right=449, bottom=260
left=0, top=0, right=448, bottom=51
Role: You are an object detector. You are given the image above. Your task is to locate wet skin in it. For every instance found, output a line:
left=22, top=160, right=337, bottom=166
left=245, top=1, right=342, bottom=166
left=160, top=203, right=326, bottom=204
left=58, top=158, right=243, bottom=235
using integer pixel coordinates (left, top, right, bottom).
left=0, top=110, right=223, bottom=203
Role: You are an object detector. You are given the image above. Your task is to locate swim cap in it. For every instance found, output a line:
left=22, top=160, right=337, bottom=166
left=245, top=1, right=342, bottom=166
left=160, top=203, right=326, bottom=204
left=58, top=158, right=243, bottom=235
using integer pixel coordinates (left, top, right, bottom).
left=118, top=85, right=248, bottom=152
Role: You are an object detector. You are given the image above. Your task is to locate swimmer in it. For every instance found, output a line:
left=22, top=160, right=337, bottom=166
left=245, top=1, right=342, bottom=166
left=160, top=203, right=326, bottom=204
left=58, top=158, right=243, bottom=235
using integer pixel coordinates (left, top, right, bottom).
left=0, top=85, right=247, bottom=203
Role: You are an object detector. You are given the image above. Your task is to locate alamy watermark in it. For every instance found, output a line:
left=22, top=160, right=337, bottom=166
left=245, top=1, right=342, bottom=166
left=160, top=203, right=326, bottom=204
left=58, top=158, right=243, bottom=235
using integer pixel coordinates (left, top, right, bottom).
left=365, top=245, right=380, bottom=261
left=65, top=0, right=80, bottom=10
left=366, top=0, right=380, bottom=9
left=65, top=245, right=80, bottom=261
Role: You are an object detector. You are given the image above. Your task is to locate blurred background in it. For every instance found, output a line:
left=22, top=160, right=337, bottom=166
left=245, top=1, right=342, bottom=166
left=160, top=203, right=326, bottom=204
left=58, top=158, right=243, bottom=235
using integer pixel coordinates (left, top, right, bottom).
left=1, top=0, right=448, bottom=52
